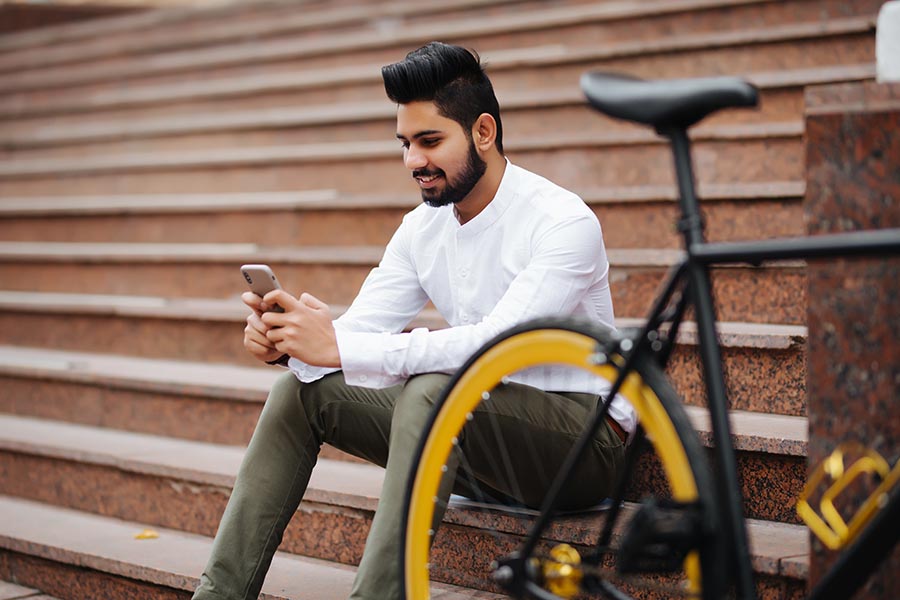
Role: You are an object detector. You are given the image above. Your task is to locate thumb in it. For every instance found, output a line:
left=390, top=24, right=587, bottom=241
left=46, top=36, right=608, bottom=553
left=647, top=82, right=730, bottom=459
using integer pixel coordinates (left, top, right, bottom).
left=300, top=292, right=328, bottom=311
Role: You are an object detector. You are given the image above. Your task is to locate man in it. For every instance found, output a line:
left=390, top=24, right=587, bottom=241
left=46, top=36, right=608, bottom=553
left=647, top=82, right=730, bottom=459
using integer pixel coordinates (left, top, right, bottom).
left=193, top=41, right=634, bottom=600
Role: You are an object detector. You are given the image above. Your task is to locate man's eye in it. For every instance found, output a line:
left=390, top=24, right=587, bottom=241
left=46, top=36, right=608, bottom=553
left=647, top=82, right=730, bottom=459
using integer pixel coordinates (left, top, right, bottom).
left=422, top=138, right=439, bottom=147
left=400, top=141, right=410, bottom=150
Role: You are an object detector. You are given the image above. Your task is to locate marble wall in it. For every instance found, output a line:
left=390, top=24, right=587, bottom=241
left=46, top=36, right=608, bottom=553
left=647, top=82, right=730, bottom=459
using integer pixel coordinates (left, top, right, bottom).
left=804, top=80, right=900, bottom=598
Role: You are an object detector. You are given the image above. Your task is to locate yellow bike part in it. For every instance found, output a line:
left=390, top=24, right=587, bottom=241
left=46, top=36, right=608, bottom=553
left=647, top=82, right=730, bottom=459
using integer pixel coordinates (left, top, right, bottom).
left=541, top=543, right=583, bottom=599
left=797, top=443, right=900, bottom=550
left=404, top=328, right=704, bottom=599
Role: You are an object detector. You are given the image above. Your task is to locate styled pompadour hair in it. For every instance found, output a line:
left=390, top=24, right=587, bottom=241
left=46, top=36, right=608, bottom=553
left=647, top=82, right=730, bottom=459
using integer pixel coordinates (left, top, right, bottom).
left=382, top=41, right=504, bottom=154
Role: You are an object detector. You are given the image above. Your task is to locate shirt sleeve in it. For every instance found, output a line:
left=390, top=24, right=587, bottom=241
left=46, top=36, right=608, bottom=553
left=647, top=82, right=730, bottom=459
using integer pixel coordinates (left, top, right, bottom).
left=338, top=213, right=608, bottom=388
left=289, top=215, right=430, bottom=384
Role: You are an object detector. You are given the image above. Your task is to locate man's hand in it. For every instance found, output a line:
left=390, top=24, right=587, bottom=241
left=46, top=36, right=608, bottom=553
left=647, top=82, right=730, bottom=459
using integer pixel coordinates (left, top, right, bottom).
left=241, top=291, right=285, bottom=363
left=260, top=289, right=341, bottom=368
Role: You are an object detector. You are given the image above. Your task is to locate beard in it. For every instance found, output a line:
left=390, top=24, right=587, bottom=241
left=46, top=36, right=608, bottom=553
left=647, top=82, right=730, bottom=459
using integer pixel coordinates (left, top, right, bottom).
left=414, top=140, right=487, bottom=208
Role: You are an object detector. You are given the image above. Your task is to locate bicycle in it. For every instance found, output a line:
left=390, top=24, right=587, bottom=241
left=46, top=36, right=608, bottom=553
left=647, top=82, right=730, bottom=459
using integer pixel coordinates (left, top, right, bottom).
left=398, top=71, right=900, bottom=599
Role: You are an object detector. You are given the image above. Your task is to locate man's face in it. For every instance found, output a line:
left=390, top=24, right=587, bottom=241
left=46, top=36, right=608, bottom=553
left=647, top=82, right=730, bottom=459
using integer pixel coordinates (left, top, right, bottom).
left=396, top=101, right=487, bottom=208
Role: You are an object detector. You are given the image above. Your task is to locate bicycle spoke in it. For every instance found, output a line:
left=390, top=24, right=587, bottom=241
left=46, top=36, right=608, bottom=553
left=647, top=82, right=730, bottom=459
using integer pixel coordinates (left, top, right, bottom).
left=482, top=395, right=527, bottom=504
left=450, top=444, right=515, bottom=545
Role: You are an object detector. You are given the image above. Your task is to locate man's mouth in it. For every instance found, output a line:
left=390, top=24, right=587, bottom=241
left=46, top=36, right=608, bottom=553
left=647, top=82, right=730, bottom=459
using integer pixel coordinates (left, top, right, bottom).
left=413, top=170, right=443, bottom=189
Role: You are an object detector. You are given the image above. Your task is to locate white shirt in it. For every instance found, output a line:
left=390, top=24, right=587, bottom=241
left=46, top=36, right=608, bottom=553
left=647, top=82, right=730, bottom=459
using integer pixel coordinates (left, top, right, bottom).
left=289, top=162, right=636, bottom=434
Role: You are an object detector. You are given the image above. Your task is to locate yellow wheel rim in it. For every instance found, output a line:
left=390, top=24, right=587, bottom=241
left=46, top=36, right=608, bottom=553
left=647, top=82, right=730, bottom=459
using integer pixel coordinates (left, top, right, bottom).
left=405, top=329, right=701, bottom=599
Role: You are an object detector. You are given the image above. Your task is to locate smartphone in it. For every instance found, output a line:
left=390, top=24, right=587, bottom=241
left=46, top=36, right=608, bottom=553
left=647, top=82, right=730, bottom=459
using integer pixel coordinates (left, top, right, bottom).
left=240, top=264, right=284, bottom=312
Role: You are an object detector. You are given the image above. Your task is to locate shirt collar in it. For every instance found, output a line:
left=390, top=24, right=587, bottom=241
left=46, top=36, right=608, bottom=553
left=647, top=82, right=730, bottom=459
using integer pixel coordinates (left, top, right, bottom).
left=455, top=159, right=517, bottom=237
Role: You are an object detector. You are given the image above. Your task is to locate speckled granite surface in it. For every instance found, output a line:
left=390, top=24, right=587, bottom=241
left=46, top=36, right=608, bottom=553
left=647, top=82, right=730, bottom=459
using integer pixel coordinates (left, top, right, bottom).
left=804, top=80, right=900, bottom=597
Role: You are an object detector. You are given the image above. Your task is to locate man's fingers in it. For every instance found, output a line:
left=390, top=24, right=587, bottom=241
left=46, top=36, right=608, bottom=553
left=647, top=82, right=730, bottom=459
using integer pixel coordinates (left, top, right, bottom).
left=260, top=309, right=285, bottom=328
left=263, top=289, right=300, bottom=312
left=244, top=325, right=273, bottom=350
left=245, top=320, right=273, bottom=347
left=244, top=336, right=271, bottom=353
left=299, top=292, right=330, bottom=312
left=265, top=327, right=285, bottom=344
left=242, top=291, right=265, bottom=315
left=246, top=312, right=268, bottom=333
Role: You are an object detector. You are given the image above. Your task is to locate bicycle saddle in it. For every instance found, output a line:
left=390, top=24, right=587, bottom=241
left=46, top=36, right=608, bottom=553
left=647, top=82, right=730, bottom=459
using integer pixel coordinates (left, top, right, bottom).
left=580, top=71, right=758, bottom=130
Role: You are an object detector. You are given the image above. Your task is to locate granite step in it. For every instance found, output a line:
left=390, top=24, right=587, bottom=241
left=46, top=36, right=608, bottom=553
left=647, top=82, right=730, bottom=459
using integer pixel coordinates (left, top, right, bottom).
left=1, top=3, right=877, bottom=95
left=0, top=0, right=872, bottom=77
left=0, top=0, right=532, bottom=74
left=0, top=490, right=806, bottom=600
left=0, top=182, right=806, bottom=248
left=0, top=0, right=626, bottom=72
left=0, top=336, right=807, bottom=521
left=2, top=59, right=875, bottom=134
left=0, top=86, right=807, bottom=160
left=0, top=0, right=337, bottom=54
left=0, top=579, right=59, bottom=600
left=0, top=338, right=803, bottom=447
left=0, top=0, right=716, bottom=76
left=0, top=412, right=807, bottom=544
left=0, top=294, right=809, bottom=417
left=0, top=18, right=875, bottom=121
left=0, top=415, right=383, bottom=570
left=0, top=127, right=803, bottom=198
left=0, top=495, right=495, bottom=600
left=0, top=341, right=809, bottom=524
left=0, top=15, right=877, bottom=141
left=0, top=242, right=808, bottom=325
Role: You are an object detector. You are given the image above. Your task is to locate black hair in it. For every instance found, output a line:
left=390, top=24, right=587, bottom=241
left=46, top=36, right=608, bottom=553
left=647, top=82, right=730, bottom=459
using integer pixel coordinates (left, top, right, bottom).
left=382, top=41, right=504, bottom=154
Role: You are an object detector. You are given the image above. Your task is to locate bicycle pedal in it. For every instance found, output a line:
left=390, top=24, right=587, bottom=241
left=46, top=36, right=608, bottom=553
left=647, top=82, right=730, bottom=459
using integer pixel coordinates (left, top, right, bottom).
left=539, top=544, right=583, bottom=600
left=617, top=498, right=703, bottom=573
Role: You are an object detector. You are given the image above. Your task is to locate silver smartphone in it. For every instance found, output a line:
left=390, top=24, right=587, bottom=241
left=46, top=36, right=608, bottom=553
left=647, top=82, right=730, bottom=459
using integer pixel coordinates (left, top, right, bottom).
left=240, top=264, right=284, bottom=312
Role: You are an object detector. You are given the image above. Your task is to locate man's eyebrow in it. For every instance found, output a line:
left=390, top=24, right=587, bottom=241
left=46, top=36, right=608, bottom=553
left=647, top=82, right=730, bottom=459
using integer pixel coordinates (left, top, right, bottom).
left=396, top=129, right=443, bottom=141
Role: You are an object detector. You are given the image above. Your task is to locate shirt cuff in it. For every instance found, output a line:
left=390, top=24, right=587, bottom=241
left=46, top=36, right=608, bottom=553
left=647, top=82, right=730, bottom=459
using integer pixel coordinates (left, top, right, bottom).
left=336, top=329, right=400, bottom=388
left=287, top=358, right=340, bottom=383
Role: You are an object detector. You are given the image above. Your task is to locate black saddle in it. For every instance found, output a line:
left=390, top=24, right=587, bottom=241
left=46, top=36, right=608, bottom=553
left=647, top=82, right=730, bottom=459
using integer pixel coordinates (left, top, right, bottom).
left=580, top=71, right=758, bottom=131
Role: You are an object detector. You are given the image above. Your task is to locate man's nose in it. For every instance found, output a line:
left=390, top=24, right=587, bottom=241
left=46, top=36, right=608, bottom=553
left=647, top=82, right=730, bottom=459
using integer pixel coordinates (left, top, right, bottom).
left=404, top=146, right=427, bottom=170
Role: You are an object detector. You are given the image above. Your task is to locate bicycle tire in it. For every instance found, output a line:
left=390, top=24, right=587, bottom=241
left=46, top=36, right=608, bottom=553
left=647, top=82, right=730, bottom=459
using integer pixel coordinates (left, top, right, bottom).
left=400, top=317, right=726, bottom=599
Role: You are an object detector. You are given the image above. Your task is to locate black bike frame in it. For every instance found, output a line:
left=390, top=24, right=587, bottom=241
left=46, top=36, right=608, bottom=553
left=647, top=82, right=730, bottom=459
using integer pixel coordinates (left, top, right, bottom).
left=515, top=127, right=900, bottom=600
left=664, top=127, right=900, bottom=600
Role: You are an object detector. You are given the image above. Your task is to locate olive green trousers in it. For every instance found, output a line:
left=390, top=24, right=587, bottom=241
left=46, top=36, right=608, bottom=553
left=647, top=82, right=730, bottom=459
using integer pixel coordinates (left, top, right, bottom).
left=192, top=370, right=624, bottom=600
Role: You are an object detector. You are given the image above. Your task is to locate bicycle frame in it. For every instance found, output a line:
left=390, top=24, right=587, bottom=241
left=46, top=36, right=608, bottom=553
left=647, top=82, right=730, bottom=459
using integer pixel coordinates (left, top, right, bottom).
left=515, top=126, right=900, bottom=600
left=664, top=127, right=900, bottom=600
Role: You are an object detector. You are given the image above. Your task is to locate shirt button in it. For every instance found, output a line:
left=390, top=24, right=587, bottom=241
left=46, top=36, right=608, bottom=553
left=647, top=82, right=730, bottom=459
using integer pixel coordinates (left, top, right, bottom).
left=461, top=313, right=469, bottom=322
left=359, top=375, right=368, bottom=383
left=459, top=268, right=469, bottom=278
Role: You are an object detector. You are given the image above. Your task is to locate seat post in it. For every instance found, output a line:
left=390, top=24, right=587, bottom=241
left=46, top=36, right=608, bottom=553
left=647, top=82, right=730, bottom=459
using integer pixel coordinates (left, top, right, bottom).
left=663, top=127, right=706, bottom=250
left=660, top=127, right=756, bottom=600
left=662, top=126, right=758, bottom=599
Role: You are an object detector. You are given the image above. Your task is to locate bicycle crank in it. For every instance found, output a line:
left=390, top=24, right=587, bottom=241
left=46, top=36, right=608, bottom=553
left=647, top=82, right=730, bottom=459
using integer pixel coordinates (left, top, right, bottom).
left=491, top=545, right=585, bottom=600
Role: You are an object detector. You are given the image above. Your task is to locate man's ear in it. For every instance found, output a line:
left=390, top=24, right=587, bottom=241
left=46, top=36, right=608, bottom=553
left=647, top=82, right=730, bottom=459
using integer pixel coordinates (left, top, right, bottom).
left=472, top=113, right=497, bottom=151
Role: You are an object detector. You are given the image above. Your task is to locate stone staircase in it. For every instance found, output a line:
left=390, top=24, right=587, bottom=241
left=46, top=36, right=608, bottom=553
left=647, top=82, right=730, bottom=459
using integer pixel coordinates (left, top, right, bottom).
left=0, top=0, right=885, bottom=598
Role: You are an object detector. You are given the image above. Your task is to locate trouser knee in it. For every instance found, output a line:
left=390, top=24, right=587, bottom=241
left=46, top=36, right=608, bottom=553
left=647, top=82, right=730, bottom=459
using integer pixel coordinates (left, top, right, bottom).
left=391, top=373, right=450, bottom=429
left=254, top=371, right=304, bottom=431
